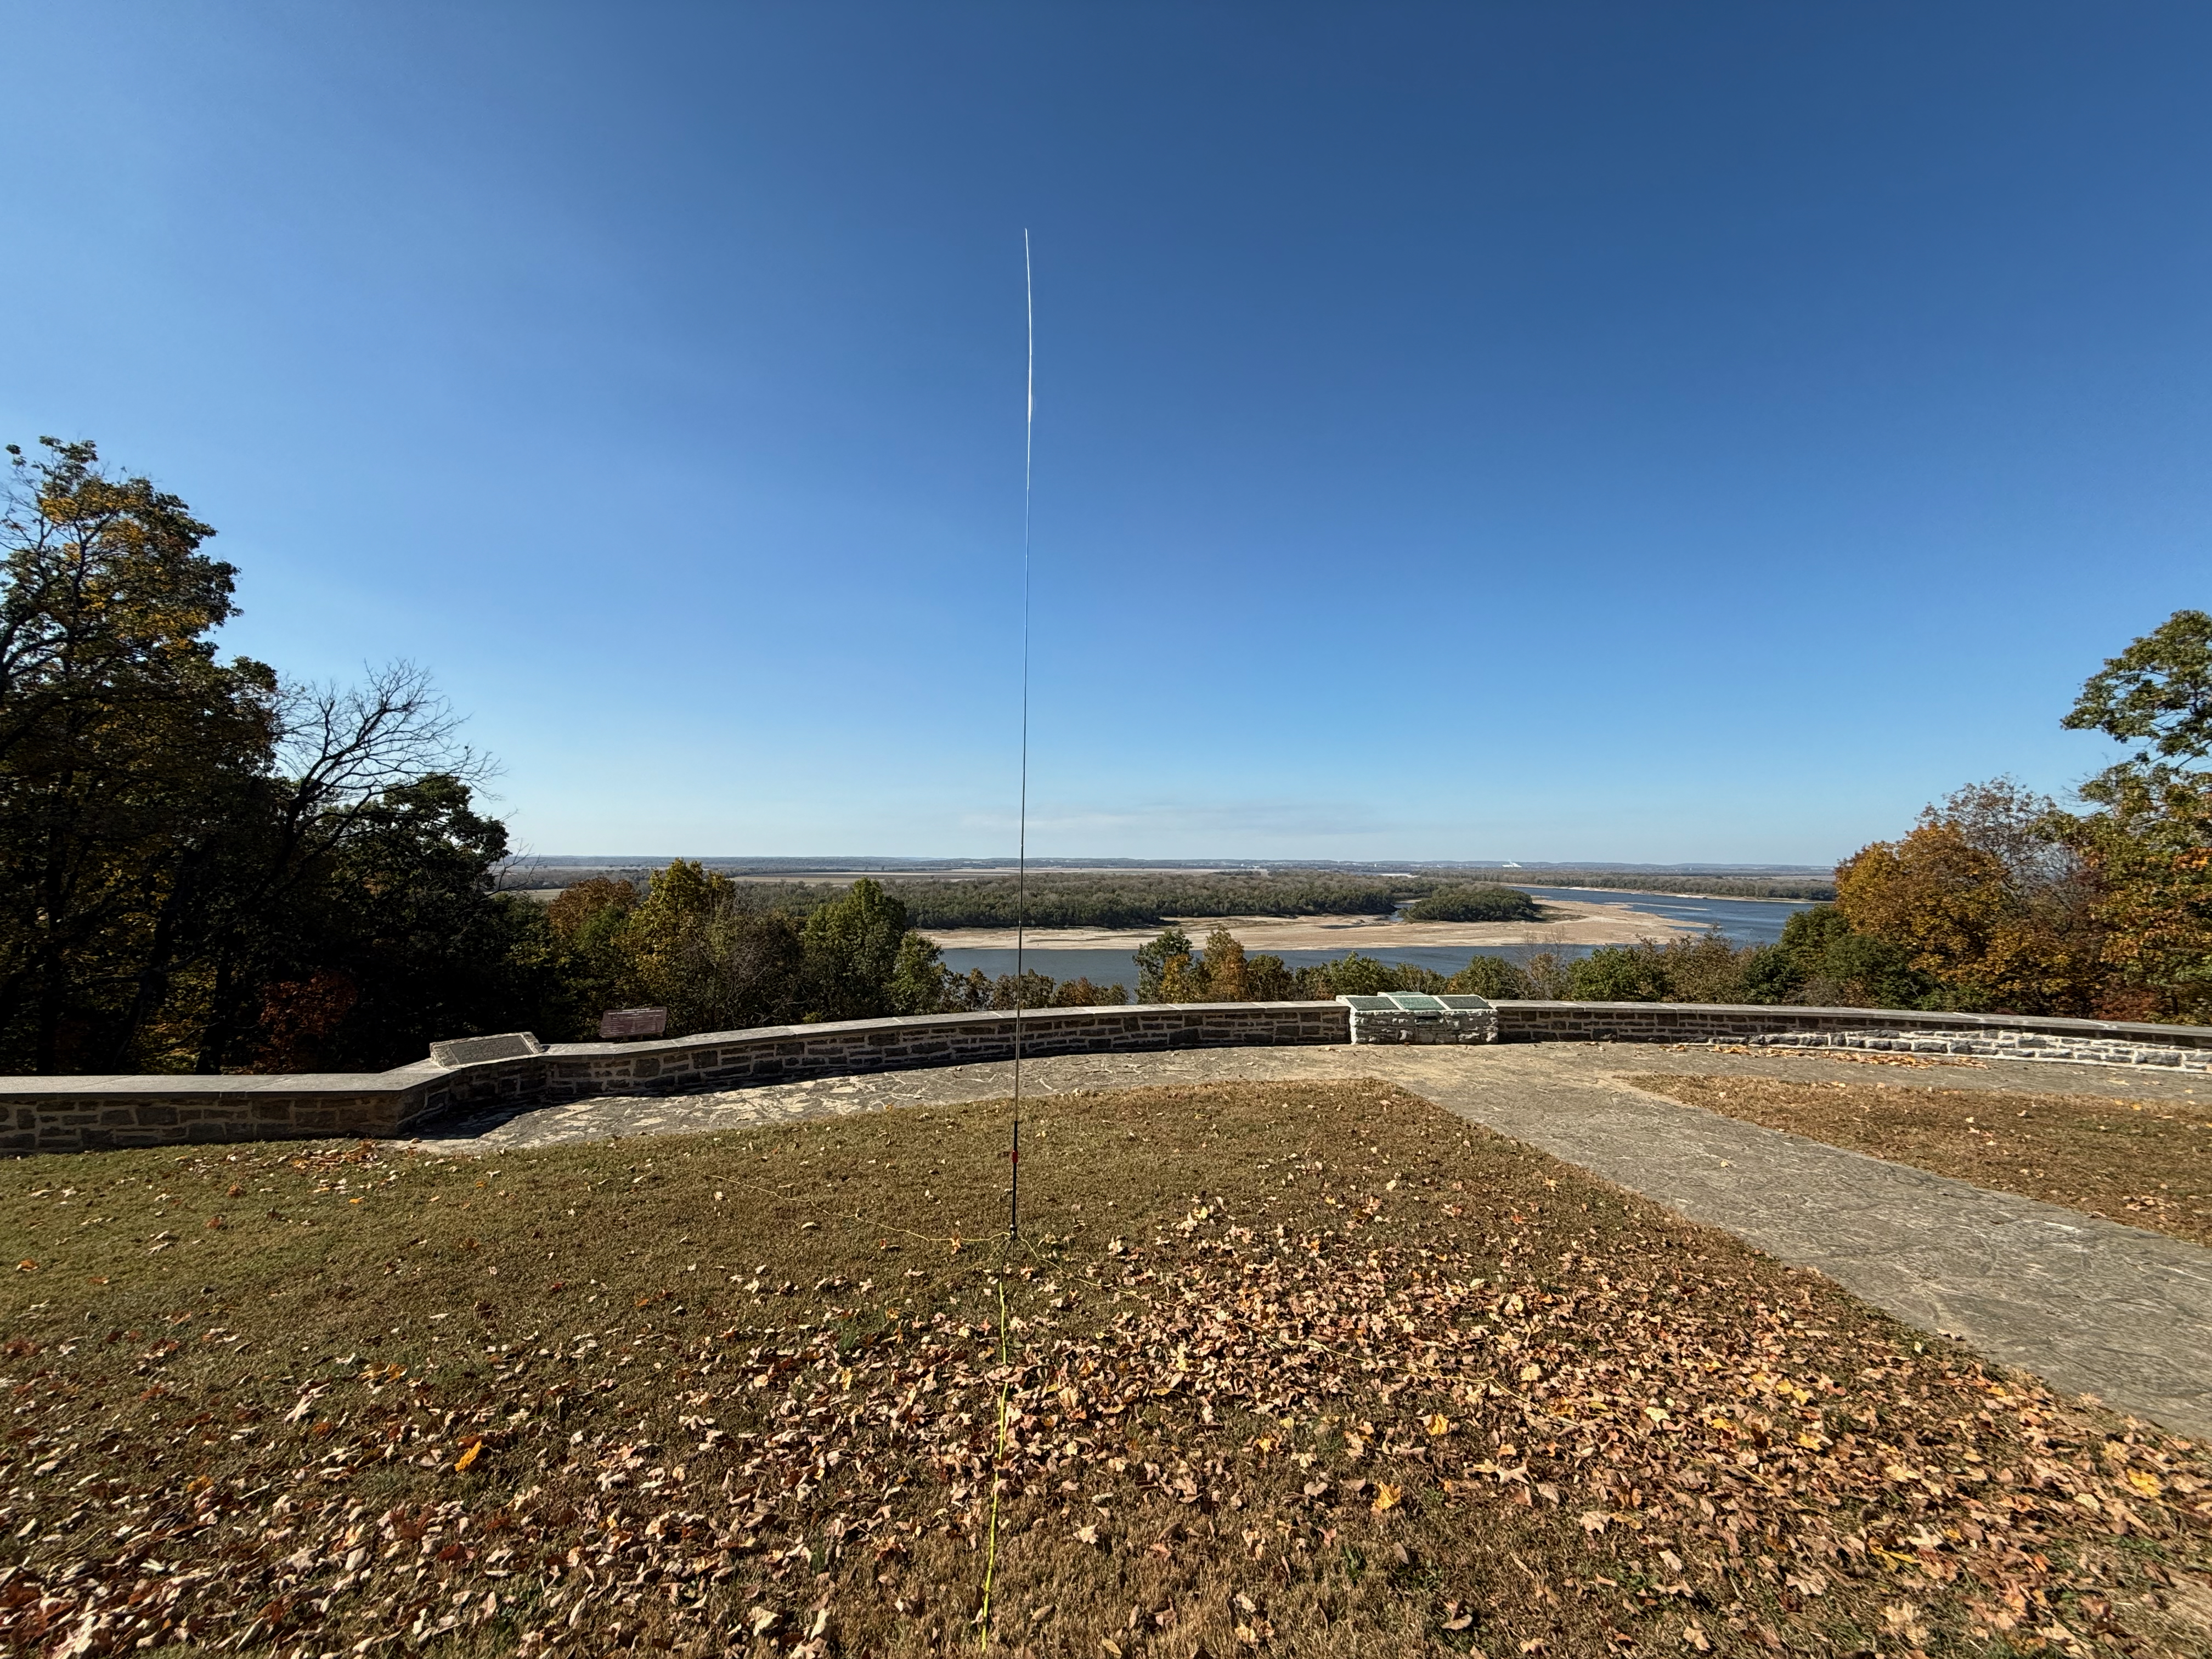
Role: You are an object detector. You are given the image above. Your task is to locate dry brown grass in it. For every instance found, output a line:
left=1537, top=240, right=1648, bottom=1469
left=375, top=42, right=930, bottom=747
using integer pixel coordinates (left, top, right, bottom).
left=1626, top=1075, right=2212, bottom=1248
left=4, top=1080, right=2211, bottom=1658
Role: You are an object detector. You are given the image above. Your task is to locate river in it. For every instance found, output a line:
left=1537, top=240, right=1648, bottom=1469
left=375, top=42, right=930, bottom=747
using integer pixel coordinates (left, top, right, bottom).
left=938, top=886, right=1816, bottom=994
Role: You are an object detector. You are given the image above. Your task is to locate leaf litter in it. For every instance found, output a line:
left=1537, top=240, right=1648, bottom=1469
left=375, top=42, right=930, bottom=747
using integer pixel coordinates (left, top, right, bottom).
left=2, top=1081, right=2209, bottom=1656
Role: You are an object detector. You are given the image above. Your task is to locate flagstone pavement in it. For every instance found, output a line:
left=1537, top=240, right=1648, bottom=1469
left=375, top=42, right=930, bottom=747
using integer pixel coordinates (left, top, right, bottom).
left=428, top=1040, right=2212, bottom=1440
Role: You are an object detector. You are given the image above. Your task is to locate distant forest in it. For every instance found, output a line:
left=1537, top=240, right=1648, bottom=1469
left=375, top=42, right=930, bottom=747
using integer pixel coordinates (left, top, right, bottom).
left=724, top=873, right=1417, bottom=929
left=721, top=871, right=1829, bottom=928
left=1456, top=871, right=1837, bottom=901
left=505, top=867, right=1836, bottom=916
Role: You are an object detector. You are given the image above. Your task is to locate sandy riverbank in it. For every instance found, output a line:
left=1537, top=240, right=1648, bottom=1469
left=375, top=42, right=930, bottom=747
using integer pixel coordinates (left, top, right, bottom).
left=924, top=899, right=1697, bottom=953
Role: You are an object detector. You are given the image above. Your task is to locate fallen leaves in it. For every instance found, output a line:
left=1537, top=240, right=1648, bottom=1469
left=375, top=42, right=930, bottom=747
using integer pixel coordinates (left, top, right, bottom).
left=5, top=1084, right=2212, bottom=1659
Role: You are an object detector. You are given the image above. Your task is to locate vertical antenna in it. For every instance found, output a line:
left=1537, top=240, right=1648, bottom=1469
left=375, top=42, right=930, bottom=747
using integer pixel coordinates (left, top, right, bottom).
left=980, top=227, right=1035, bottom=1658
left=1011, top=229, right=1033, bottom=1242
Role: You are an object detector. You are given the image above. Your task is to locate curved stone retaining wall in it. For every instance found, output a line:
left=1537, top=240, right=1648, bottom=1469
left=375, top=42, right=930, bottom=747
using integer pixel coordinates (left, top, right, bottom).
left=0, top=1003, right=1345, bottom=1155
left=5, top=1000, right=2207, bottom=1155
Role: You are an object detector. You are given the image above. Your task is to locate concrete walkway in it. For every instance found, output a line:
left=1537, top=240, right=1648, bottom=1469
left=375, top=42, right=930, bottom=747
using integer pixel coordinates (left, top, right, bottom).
left=432, top=1042, right=2212, bottom=1438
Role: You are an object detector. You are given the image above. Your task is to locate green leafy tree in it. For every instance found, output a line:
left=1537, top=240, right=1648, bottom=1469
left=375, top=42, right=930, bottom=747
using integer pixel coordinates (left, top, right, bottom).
left=1402, top=887, right=1543, bottom=923
left=287, top=776, right=563, bottom=1068
left=1447, top=954, right=1527, bottom=999
left=2050, top=618, right=2212, bottom=1019
left=1322, top=953, right=1400, bottom=996
left=1244, top=952, right=1296, bottom=1001
left=2064, top=609, right=2212, bottom=763
left=799, top=878, right=916, bottom=1022
left=0, top=438, right=278, bottom=1069
left=1763, top=905, right=1932, bottom=1009
left=1134, top=927, right=1194, bottom=1002
left=1564, top=943, right=1673, bottom=1002
left=887, top=931, right=955, bottom=1015
left=1731, top=941, right=1805, bottom=1005
left=619, top=861, right=805, bottom=1036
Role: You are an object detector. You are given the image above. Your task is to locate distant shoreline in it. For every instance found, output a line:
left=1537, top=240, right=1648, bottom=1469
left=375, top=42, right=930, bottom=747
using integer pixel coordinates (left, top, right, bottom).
left=507, top=877, right=1831, bottom=906
left=1515, top=883, right=1818, bottom=906
left=923, top=900, right=1702, bottom=953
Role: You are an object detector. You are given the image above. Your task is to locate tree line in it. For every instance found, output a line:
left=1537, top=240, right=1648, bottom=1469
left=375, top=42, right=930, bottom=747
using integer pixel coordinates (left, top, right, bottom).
left=7, top=437, right=2202, bottom=1074
left=0, top=438, right=1163, bottom=1071
left=734, top=872, right=1414, bottom=930
left=555, top=611, right=2212, bottom=1024
left=0, top=439, right=575, bottom=1074
left=1450, top=870, right=1838, bottom=901
left=1125, top=611, right=2212, bottom=1021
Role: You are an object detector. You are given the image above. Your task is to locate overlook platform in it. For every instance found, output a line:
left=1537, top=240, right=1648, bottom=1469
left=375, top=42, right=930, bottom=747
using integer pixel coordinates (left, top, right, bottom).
left=4, top=999, right=2209, bottom=1156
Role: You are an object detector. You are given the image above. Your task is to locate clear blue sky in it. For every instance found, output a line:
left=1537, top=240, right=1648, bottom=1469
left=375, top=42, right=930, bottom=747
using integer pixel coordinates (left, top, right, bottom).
left=3, top=3, right=2205, bottom=865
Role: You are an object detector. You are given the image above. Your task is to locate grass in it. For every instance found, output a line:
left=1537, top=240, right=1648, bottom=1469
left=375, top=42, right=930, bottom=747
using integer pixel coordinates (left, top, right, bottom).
left=2, top=1080, right=2209, bottom=1657
left=1626, top=1074, right=2212, bottom=1249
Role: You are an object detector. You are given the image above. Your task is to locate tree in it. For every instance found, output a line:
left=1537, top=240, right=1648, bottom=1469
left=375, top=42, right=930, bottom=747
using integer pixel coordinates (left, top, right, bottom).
left=799, top=879, right=919, bottom=1022
left=1321, top=953, right=1400, bottom=996
left=276, top=775, right=562, bottom=1069
left=2063, top=608, right=2212, bottom=764
left=2049, top=765, right=2212, bottom=1022
left=1446, top=955, right=1526, bottom=998
left=1197, top=927, right=1249, bottom=1001
left=0, top=438, right=280, bottom=1071
left=887, top=932, right=953, bottom=1015
left=2053, top=610, right=2212, bottom=1020
left=1564, top=943, right=1673, bottom=1002
left=183, top=663, right=490, bottom=1070
left=1047, top=975, right=1127, bottom=1007
left=1134, top=927, right=1194, bottom=1002
left=1402, top=887, right=1543, bottom=923
left=621, top=861, right=804, bottom=1036
left=1834, top=782, right=2103, bottom=1015
left=1244, top=953, right=1296, bottom=1001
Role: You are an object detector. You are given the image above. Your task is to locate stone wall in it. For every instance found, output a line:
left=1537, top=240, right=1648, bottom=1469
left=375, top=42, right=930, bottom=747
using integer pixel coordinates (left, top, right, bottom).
left=0, top=1002, right=1347, bottom=1155
left=1493, top=1001, right=2212, bottom=1068
left=6, top=998, right=2208, bottom=1156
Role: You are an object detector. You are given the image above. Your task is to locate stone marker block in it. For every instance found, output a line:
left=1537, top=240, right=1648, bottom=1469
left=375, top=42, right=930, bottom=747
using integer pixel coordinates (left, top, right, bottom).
left=428, top=1031, right=546, bottom=1068
left=599, top=1007, right=670, bottom=1039
left=1340, top=994, right=1498, bottom=1045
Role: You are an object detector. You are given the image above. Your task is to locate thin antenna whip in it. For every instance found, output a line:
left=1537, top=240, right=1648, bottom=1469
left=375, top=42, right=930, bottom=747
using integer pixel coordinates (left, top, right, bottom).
left=979, top=228, right=1034, bottom=1657
left=1011, top=229, right=1034, bottom=1242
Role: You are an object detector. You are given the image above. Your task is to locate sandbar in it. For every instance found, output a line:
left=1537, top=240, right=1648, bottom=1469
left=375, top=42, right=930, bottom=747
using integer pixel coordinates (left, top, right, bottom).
left=924, top=899, right=1697, bottom=954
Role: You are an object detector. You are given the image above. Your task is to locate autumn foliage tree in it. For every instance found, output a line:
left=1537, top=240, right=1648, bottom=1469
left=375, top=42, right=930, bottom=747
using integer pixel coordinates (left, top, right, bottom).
left=1822, top=611, right=2212, bottom=1022
left=1832, top=781, right=2105, bottom=1015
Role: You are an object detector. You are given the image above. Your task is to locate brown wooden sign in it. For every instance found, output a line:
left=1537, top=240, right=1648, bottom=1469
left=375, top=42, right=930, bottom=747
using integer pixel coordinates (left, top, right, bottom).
left=599, top=1006, right=669, bottom=1039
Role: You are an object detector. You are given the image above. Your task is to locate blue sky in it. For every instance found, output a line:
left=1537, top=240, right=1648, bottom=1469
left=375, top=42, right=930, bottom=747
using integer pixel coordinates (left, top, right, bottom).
left=3, top=3, right=2206, bottom=864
